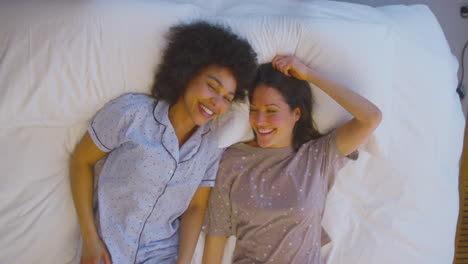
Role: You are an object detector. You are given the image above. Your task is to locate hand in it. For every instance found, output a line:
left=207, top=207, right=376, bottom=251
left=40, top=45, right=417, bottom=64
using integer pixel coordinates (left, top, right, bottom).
left=81, top=237, right=112, bottom=264
left=272, top=55, right=313, bottom=81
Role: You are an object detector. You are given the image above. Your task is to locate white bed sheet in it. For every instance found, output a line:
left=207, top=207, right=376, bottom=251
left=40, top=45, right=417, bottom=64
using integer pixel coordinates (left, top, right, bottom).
left=0, top=1, right=464, bottom=264
left=195, top=3, right=464, bottom=264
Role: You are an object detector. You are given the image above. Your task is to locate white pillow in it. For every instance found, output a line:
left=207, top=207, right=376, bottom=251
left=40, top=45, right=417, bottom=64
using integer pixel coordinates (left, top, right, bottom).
left=210, top=14, right=394, bottom=157
left=207, top=15, right=302, bottom=147
left=0, top=1, right=202, bottom=128
left=296, top=18, right=394, bottom=157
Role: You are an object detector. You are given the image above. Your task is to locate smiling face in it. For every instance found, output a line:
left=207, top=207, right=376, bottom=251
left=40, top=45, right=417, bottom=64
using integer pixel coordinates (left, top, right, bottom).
left=249, top=84, right=301, bottom=148
left=177, top=64, right=237, bottom=127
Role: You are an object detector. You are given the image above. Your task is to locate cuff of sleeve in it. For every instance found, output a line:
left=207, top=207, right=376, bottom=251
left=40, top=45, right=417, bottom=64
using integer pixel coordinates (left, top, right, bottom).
left=203, top=228, right=232, bottom=237
left=330, top=129, right=359, bottom=161
left=87, top=126, right=111, bottom=152
left=199, top=179, right=216, bottom=187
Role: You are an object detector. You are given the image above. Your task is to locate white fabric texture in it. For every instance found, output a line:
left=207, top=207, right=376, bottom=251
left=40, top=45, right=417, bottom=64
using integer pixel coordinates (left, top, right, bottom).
left=208, top=15, right=303, bottom=148
left=207, top=15, right=393, bottom=157
left=0, top=1, right=464, bottom=264
left=0, top=1, right=202, bottom=127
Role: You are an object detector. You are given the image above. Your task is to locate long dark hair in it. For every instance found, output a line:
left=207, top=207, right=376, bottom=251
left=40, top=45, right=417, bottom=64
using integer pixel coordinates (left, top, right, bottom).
left=249, top=63, right=322, bottom=151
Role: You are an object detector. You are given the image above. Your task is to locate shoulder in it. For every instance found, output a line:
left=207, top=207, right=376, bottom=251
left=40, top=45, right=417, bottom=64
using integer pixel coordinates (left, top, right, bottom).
left=217, top=143, right=244, bottom=160
left=219, top=142, right=264, bottom=164
left=298, top=129, right=358, bottom=161
left=294, top=132, right=334, bottom=160
left=110, top=93, right=155, bottom=109
left=299, top=131, right=334, bottom=150
left=226, top=142, right=251, bottom=154
left=92, top=93, right=156, bottom=123
left=105, top=93, right=157, bottom=119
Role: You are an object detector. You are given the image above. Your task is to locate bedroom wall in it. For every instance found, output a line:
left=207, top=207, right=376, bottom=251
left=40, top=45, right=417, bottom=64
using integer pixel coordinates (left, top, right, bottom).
left=329, top=0, right=468, bottom=117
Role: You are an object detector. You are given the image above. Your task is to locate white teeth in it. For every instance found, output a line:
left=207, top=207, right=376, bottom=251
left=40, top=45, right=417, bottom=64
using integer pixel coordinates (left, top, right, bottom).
left=258, top=128, right=273, bottom=134
left=200, top=104, right=214, bottom=115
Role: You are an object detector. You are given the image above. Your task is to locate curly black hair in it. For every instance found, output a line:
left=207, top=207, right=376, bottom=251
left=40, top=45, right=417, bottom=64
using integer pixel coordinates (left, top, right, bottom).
left=151, top=21, right=258, bottom=105
left=250, top=63, right=322, bottom=151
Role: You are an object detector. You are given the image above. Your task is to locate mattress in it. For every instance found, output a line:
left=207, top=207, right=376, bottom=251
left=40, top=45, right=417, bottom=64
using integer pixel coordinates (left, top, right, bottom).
left=0, top=1, right=464, bottom=263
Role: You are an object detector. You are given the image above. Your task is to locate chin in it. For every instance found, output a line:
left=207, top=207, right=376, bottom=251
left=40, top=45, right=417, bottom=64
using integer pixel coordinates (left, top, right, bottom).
left=194, top=114, right=212, bottom=126
left=192, top=106, right=216, bottom=126
left=256, top=139, right=272, bottom=148
left=193, top=118, right=208, bottom=126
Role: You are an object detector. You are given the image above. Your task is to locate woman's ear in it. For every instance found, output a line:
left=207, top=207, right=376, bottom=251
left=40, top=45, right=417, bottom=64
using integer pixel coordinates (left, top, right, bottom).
left=293, top=108, right=301, bottom=122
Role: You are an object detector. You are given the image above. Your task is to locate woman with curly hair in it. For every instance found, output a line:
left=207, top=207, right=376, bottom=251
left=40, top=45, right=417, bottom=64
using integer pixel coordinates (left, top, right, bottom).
left=69, top=21, right=257, bottom=264
left=202, top=56, right=382, bottom=264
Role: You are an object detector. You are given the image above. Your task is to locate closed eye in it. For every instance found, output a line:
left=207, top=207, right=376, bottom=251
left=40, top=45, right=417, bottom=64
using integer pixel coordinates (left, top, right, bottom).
left=208, top=83, right=216, bottom=91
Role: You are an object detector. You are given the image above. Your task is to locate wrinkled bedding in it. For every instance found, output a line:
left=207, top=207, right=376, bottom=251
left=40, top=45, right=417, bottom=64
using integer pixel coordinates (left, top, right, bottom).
left=0, top=1, right=464, bottom=263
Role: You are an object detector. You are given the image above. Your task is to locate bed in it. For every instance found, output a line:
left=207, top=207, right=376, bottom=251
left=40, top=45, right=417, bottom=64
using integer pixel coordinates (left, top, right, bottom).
left=0, top=0, right=464, bottom=263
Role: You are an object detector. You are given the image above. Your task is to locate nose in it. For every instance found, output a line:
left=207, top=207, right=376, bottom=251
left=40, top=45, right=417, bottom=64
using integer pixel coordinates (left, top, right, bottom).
left=253, top=112, right=267, bottom=125
left=210, top=94, right=229, bottom=113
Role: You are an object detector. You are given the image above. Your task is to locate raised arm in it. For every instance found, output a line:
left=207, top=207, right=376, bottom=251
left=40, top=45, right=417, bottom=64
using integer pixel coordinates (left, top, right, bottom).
left=70, top=132, right=111, bottom=264
left=272, top=55, right=382, bottom=155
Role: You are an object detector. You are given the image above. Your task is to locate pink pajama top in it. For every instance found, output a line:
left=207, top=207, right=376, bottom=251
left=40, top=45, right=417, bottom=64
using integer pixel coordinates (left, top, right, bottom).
left=205, top=131, right=358, bottom=264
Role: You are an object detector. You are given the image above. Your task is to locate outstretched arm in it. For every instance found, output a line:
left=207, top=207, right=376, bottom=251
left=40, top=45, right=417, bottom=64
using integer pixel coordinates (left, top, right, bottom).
left=272, top=55, right=382, bottom=155
left=176, top=187, right=212, bottom=264
left=203, top=235, right=228, bottom=264
left=70, top=132, right=112, bottom=264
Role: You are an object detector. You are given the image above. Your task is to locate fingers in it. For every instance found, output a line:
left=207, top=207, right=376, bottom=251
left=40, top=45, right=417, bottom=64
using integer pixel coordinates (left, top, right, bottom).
left=80, top=248, right=112, bottom=264
left=272, top=55, right=292, bottom=77
left=103, top=251, right=112, bottom=264
left=272, top=55, right=288, bottom=69
left=80, top=257, right=96, bottom=264
left=272, top=55, right=284, bottom=65
left=80, top=258, right=99, bottom=264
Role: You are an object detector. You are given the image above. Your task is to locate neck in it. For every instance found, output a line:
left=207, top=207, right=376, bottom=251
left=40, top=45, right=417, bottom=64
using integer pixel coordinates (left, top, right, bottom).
left=168, top=100, right=197, bottom=146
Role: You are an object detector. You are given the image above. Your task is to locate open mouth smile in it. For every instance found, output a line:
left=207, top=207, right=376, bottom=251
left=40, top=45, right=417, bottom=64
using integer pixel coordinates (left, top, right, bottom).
left=199, top=103, right=215, bottom=118
left=257, top=128, right=274, bottom=136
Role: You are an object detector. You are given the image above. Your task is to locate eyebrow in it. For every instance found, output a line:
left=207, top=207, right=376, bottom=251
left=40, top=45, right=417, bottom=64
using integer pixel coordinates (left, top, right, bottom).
left=250, top=103, right=280, bottom=107
left=207, top=74, right=235, bottom=96
left=207, top=75, right=223, bottom=88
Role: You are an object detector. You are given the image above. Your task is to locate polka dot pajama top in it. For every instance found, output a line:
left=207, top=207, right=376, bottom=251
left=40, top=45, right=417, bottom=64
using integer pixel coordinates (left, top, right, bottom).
left=88, top=93, right=223, bottom=264
left=205, top=131, right=358, bottom=264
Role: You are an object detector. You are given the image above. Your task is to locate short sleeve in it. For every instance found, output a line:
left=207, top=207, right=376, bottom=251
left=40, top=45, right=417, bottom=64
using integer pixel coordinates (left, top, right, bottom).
left=325, top=129, right=359, bottom=170
left=310, top=129, right=359, bottom=189
left=88, top=94, right=140, bottom=152
left=204, top=160, right=234, bottom=237
left=199, top=148, right=225, bottom=187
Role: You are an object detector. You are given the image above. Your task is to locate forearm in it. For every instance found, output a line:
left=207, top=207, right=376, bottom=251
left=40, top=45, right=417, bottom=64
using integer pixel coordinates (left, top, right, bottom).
left=202, top=235, right=227, bottom=264
left=176, top=205, right=206, bottom=264
left=70, top=161, right=99, bottom=242
left=306, top=69, right=382, bottom=123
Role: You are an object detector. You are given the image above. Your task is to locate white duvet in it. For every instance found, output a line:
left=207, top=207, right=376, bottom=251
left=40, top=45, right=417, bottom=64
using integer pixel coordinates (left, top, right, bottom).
left=0, top=1, right=464, bottom=264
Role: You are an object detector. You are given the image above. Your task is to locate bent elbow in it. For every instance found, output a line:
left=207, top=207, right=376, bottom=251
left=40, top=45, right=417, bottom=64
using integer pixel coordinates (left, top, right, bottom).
left=69, top=152, right=96, bottom=179
left=362, top=105, right=382, bottom=130
left=373, top=107, right=383, bottom=126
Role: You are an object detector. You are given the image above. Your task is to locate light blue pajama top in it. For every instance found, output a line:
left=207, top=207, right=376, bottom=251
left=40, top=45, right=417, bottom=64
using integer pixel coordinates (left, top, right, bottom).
left=87, top=93, right=223, bottom=264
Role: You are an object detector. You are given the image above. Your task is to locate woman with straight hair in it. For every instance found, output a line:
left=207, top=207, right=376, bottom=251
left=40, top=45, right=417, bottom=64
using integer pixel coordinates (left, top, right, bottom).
left=203, top=55, right=382, bottom=264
